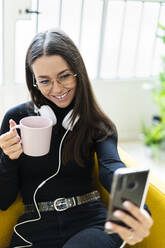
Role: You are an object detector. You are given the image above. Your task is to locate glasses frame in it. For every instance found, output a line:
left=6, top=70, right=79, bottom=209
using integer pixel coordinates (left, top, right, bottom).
left=33, top=72, right=77, bottom=90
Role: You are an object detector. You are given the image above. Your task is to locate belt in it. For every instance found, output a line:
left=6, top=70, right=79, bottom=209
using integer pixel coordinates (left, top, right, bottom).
left=25, top=190, right=100, bottom=213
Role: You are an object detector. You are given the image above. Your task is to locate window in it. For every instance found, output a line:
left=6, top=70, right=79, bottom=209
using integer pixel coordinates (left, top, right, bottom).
left=11, top=0, right=165, bottom=83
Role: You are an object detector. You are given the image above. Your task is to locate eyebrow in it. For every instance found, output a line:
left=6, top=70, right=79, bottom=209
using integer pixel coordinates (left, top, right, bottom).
left=37, top=69, right=70, bottom=79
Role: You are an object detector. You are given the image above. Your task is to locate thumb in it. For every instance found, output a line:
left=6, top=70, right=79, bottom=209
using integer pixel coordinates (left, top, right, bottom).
left=9, top=119, right=17, bottom=131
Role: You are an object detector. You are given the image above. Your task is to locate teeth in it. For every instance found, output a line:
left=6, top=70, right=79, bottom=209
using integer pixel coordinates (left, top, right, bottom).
left=55, top=92, right=68, bottom=99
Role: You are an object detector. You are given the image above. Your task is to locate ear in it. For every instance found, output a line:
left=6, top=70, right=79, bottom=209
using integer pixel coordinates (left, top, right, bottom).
left=35, top=105, right=57, bottom=126
left=62, top=110, right=79, bottom=131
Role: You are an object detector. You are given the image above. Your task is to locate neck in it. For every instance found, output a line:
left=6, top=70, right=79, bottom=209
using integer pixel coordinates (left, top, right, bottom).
left=43, top=97, right=75, bottom=121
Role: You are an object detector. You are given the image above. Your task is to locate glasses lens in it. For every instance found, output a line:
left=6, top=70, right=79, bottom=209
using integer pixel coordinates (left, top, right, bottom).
left=58, top=73, right=75, bottom=86
left=37, top=80, right=51, bottom=89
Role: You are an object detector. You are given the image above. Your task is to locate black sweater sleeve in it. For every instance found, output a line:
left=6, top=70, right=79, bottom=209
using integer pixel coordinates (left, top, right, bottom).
left=0, top=106, right=25, bottom=210
left=95, top=134, right=126, bottom=193
left=95, top=134, right=151, bottom=215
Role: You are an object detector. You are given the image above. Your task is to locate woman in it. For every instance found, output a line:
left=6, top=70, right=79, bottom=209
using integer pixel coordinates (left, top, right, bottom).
left=0, top=29, right=153, bottom=248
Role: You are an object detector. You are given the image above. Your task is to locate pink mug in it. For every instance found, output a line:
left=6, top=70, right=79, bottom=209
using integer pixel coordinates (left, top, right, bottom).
left=13, top=116, right=53, bottom=156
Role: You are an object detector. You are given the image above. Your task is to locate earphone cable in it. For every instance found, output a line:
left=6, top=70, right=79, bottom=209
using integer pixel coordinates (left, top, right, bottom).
left=13, top=128, right=70, bottom=248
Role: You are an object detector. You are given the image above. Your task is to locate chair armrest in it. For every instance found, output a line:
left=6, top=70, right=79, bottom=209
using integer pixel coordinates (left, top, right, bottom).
left=118, top=147, right=165, bottom=248
left=0, top=194, right=24, bottom=248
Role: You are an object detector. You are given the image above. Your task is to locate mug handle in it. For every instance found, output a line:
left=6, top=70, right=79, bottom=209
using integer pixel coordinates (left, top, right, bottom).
left=11, top=125, right=22, bottom=144
left=11, top=124, right=21, bottom=131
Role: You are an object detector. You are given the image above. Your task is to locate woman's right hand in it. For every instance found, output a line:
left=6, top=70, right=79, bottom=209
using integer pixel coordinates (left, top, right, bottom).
left=0, top=119, right=23, bottom=160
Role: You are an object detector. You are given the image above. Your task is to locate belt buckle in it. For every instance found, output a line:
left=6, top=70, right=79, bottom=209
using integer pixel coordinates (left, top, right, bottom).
left=54, top=197, right=76, bottom=211
left=54, top=198, right=69, bottom=211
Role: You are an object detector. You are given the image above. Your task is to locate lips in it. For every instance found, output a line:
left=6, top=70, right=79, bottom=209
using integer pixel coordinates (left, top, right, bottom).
left=51, top=90, right=71, bottom=101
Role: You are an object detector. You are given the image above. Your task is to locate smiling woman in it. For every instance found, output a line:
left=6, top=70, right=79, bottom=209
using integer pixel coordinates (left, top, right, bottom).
left=0, top=29, right=153, bottom=248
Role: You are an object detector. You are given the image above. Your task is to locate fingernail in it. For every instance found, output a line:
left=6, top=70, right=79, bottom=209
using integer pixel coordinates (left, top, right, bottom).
left=9, top=119, right=14, bottom=124
left=114, top=211, right=121, bottom=217
left=105, top=222, right=113, bottom=230
left=123, top=201, right=130, bottom=208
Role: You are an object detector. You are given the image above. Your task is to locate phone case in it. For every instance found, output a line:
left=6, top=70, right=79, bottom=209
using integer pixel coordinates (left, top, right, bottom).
left=106, top=167, right=150, bottom=228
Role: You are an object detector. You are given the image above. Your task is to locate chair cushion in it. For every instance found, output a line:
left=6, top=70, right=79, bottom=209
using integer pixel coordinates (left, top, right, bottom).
left=0, top=195, right=24, bottom=248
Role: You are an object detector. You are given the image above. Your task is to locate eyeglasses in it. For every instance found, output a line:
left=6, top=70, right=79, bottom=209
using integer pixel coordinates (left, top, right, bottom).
left=33, top=71, right=77, bottom=90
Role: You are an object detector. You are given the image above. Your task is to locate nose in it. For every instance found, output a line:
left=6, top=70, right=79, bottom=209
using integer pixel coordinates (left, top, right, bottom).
left=50, top=80, right=63, bottom=93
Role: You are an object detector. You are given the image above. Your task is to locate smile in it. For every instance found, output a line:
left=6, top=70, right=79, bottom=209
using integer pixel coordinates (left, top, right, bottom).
left=51, top=90, right=71, bottom=101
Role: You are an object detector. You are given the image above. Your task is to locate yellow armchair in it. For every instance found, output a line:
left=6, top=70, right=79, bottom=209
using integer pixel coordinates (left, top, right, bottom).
left=0, top=148, right=165, bottom=248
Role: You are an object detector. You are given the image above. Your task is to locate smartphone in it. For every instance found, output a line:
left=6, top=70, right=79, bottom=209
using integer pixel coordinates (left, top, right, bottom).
left=106, top=167, right=150, bottom=229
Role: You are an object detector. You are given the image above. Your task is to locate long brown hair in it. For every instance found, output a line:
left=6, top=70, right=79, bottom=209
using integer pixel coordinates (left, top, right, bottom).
left=25, top=29, right=117, bottom=167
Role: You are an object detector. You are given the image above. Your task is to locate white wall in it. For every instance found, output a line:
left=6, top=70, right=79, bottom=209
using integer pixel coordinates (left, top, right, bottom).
left=0, top=0, right=31, bottom=124
left=92, top=79, right=158, bottom=142
left=0, top=85, right=29, bottom=122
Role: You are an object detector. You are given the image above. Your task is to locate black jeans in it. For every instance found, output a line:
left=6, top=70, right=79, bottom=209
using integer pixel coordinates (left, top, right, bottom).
left=10, top=200, right=124, bottom=248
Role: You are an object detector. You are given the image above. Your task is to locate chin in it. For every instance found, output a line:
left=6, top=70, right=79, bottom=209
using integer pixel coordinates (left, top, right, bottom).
left=51, top=98, right=73, bottom=108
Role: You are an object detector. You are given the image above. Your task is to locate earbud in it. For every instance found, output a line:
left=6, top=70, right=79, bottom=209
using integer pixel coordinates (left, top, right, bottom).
left=34, top=105, right=79, bottom=131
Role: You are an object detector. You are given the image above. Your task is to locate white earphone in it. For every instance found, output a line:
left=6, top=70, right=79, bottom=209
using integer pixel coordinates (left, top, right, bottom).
left=34, top=105, right=79, bottom=131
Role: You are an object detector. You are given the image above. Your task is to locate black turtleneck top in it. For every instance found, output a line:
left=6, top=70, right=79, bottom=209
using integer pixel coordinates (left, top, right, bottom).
left=0, top=100, right=126, bottom=210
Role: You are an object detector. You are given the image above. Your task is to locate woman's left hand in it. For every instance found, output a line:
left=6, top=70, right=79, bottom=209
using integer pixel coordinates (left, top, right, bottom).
left=104, top=201, right=153, bottom=245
